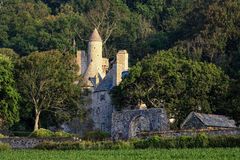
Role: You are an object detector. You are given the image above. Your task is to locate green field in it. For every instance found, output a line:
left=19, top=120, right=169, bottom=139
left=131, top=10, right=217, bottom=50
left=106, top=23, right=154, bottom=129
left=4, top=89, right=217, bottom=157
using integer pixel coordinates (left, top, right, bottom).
left=0, top=148, right=239, bottom=160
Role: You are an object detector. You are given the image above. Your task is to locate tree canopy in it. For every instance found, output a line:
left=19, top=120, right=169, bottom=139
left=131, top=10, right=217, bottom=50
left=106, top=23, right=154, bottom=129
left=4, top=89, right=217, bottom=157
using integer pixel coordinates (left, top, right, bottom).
left=0, top=0, right=240, bottom=128
left=16, top=50, right=84, bottom=131
left=111, top=51, right=229, bottom=127
left=0, top=54, right=20, bottom=128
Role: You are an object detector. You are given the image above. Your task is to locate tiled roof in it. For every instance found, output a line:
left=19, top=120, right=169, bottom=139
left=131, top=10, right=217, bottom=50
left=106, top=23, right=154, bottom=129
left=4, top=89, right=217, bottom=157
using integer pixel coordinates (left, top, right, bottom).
left=94, top=69, right=113, bottom=92
left=193, top=112, right=236, bottom=128
left=189, top=112, right=237, bottom=128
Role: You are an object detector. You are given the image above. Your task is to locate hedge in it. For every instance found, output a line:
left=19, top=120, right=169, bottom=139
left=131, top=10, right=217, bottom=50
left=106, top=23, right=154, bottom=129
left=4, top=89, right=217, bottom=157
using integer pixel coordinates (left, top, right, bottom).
left=133, top=134, right=240, bottom=149
left=35, top=141, right=133, bottom=150
left=84, top=130, right=111, bottom=141
left=0, top=134, right=5, bottom=138
left=0, top=143, right=11, bottom=151
left=35, top=134, right=240, bottom=150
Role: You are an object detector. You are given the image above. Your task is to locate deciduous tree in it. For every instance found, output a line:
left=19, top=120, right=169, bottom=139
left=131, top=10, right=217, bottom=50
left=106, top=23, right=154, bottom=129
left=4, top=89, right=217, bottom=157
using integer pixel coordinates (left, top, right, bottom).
left=16, top=50, right=84, bottom=131
left=111, top=51, right=229, bottom=127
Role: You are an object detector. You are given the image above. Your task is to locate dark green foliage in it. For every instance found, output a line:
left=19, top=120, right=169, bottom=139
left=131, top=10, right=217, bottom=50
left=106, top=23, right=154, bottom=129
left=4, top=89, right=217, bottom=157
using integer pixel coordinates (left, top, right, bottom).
left=194, top=133, right=209, bottom=148
left=0, top=0, right=240, bottom=131
left=208, top=135, right=240, bottom=148
left=223, top=79, right=240, bottom=125
left=84, top=131, right=111, bottom=141
left=111, top=51, right=229, bottom=127
left=16, top=50, right=84, bottom=131
left=0, top=54, right=20, bottom=127
left=11, top=131, right=32, bottom=137
left=133, top=134, right=240, bottom=149
left=133, top=136, right=175, bottom=149
left=35, top=134, right=240, bottom=150
left=0, top=48, right=19, bottom=61
left=35, top=140, right=133, bottom=150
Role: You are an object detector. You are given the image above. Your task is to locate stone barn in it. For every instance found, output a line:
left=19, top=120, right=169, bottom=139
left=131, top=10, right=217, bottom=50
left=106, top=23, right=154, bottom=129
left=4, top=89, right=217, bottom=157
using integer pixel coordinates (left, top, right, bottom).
left=181, top=112, right=237, bottom=130
left=111, top=108, right=169, bottom=140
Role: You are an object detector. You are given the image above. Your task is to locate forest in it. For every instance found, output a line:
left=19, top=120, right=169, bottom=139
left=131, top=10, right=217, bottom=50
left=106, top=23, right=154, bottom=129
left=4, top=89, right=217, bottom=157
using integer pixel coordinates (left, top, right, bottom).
left=0, top=0, right=240, bottom=131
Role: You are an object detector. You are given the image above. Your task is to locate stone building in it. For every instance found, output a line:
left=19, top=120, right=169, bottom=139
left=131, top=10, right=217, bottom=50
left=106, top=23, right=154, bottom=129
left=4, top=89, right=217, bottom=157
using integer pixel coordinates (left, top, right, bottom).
left=75, top=29, right=169, bottom=139
left=111, top=108, right=169, bottom=140
left=181, top=112, right=237, bottom=130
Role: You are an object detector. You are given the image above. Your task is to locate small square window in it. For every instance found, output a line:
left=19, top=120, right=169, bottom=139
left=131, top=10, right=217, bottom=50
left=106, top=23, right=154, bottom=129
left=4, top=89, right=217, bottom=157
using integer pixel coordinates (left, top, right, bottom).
left=100, top=93, right=105, bottom=101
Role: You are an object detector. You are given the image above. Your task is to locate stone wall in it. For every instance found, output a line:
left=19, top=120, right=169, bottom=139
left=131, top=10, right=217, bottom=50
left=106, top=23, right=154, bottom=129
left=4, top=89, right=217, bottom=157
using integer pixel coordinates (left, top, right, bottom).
left=91, top=91, right=113, bottom=133
left=111, top=108, right=169, bottom=140
left=138, top=128, right=240, bottom=138
left=0, top=137, right=76, bottom=149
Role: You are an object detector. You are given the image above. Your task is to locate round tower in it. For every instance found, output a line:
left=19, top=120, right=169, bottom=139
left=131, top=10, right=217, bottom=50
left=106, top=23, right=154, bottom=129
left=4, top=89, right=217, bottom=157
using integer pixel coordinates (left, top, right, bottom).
left=88, top=28, right=103, bottom=73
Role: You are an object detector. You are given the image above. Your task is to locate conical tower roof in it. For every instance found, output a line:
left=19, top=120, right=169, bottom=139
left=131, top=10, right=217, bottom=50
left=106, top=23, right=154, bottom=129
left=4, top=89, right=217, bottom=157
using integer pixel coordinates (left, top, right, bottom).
left=89, top=28, right=102, bottom=42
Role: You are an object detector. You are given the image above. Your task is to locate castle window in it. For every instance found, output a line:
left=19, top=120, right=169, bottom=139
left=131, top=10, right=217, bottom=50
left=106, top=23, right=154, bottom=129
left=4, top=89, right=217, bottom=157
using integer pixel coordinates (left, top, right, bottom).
left=100, top=93, right=105, bottom=101
left=96, top=107, right=100, bottom=114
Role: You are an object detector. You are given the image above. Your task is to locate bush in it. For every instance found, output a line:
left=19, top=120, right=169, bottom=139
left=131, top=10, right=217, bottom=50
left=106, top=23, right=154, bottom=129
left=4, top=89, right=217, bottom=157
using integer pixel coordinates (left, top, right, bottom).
left=208, top=135, right=240, bottom=148
left=194, top=133, right=209, bottom=148
left=111, top=141, right=133, bottom=149
left=0, top=143, right=11, bottom=151
left=176, top=136, right=194, bottom=148
left=84, top=131, right=110, bottom=141
left=133, top=136, right=176, bottom=149
left=35, top=134, right=240, bottom=150
left=35, top=140, right=133, bottom=150
left=54, top=131, right=72, bottom=138
left=0, top=134, right=5, bottom=138
left=30, top=128, right=54, bottom=138
left=133, top=134, right=240, bottom=149
left=30, top=128, right=74, bottom=138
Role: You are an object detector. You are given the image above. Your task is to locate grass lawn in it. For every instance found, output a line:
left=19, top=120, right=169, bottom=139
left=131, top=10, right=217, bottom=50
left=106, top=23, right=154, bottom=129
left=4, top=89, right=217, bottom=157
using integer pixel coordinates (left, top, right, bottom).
left=0, top=148, right=239, bottom=160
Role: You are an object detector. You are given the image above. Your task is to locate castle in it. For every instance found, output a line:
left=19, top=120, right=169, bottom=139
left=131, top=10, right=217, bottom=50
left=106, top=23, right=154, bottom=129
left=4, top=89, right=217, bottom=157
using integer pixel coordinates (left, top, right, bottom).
left=75, top=29, right=169, bottom=139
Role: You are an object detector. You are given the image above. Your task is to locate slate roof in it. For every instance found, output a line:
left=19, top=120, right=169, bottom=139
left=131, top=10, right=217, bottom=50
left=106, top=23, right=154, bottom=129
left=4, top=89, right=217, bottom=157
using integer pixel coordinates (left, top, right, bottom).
left=94, top=69, right=113, bottom=92
left=181, top=112, right=237, bottom=128
left=89, top=28, right=102, bottom=42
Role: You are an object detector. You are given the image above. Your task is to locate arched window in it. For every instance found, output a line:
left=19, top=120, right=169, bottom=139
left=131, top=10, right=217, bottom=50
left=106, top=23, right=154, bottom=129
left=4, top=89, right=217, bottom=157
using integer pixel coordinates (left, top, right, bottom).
left=96, top=107, right=100, bottom=115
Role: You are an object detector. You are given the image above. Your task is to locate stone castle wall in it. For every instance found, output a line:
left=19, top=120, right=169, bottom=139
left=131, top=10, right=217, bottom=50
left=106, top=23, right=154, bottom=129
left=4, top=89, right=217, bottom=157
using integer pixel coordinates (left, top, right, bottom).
left=91, top=91, right=113, bottom=133
left=111, top=108, right=170, bottom=140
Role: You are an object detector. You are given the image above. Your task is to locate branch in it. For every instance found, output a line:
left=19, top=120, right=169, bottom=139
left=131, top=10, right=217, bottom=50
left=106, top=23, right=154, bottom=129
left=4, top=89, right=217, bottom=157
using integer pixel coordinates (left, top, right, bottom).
left=74, top=28, right=89, bottom=42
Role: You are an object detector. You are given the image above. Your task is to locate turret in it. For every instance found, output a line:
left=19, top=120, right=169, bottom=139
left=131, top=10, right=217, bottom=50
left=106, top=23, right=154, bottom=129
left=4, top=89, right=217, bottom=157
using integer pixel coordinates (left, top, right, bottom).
left=88, top=28, right=103, bottom=74
left=83, top=28, right=104, bottom=87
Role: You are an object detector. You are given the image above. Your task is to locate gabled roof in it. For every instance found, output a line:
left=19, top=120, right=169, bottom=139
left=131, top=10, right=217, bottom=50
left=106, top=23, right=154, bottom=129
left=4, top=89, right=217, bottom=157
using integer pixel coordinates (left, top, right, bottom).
left=94, top=69, right=114, bottom=92
left=181, top=112, right=237, bottom=128
left=89, top=28, right=102, bottom=42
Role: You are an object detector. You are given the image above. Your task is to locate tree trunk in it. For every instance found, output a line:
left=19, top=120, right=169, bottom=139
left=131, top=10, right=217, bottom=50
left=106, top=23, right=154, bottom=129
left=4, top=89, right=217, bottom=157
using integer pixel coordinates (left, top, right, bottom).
left=34, top=111, right=41, bottom=131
